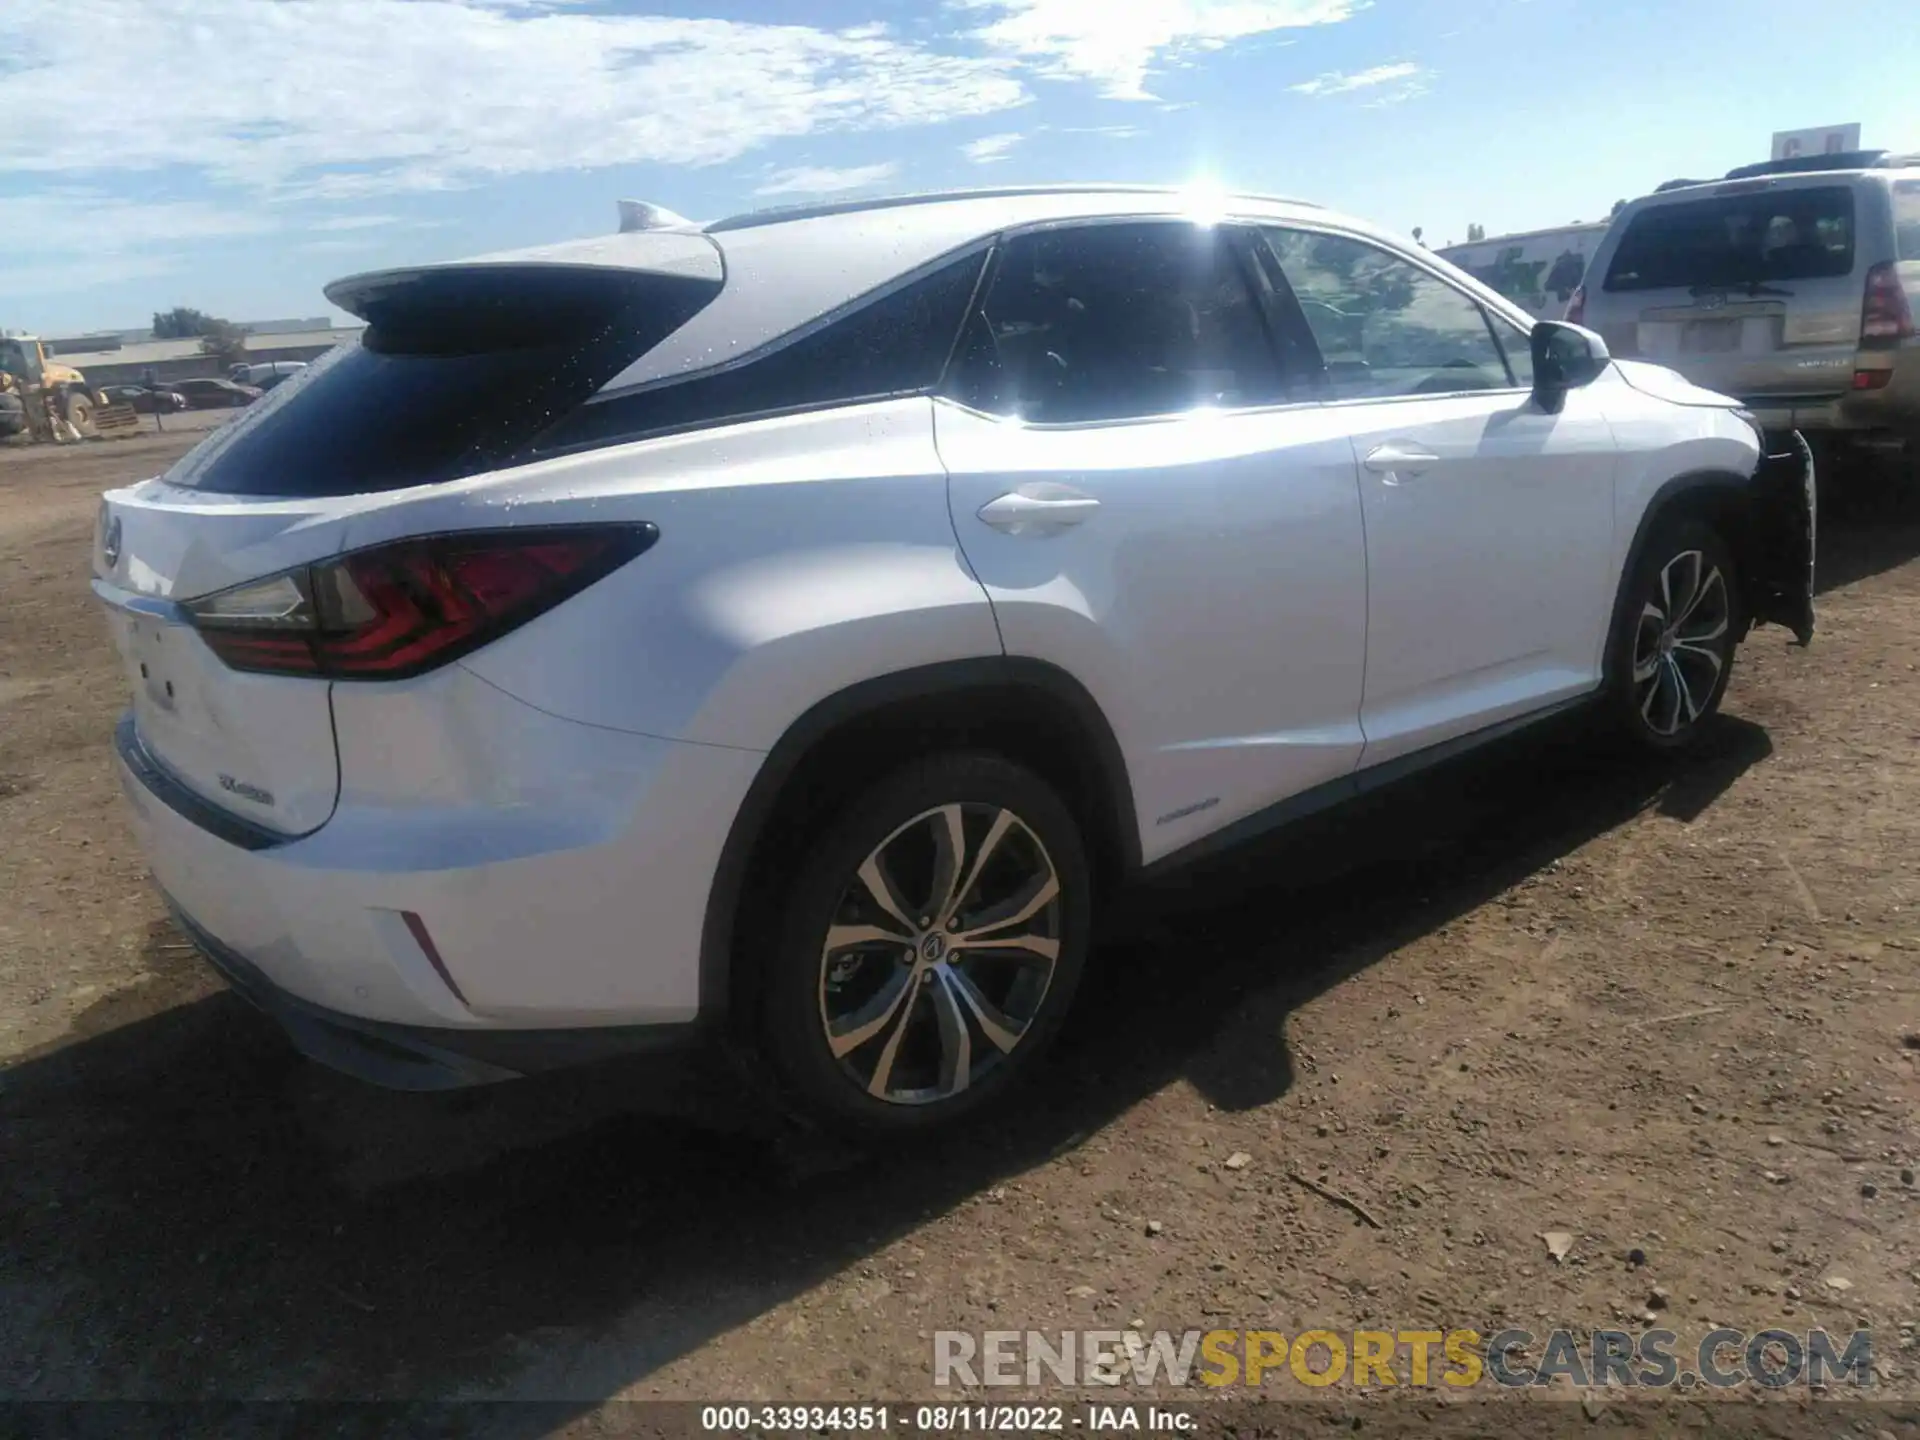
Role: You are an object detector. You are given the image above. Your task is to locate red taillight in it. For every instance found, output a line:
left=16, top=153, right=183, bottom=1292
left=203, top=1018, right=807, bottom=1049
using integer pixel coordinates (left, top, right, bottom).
left=187, top=524, right=657, bottom=679
left=1862, top=261, right=1914, bottom=344
left=1564, top=285, right=1586, bottom=326
left=1853, top=368, right=1893, bottom=391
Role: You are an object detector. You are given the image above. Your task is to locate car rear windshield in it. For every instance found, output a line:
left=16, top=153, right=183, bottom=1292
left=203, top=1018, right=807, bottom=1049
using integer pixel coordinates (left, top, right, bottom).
left=166, top=266, right=720, bottom=497
left=1603, top=186, right=1856, bottom=292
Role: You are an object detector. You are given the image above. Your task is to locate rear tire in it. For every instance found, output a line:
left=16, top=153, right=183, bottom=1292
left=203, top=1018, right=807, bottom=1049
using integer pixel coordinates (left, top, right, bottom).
left=1608, top=519, right=1740, bottom=752
left=757, top=753, right=1092, bottom=1138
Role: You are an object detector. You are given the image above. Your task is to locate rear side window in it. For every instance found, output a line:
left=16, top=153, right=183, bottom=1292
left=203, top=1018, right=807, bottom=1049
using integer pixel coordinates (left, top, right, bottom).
left=1895, top=181, right=1920, bottom=261
left=1603, top=187, right=1856, bottom=291
left=947, top=222, right=1285, bottom=423
left=537, top=250, right=985, bottom=452
left=169, top=266, right=719, bottom=497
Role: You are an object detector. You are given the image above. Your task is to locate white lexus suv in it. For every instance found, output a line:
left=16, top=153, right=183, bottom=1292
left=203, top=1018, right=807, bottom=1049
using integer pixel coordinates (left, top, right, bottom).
left=95, top=187, right=1815, bottom=1134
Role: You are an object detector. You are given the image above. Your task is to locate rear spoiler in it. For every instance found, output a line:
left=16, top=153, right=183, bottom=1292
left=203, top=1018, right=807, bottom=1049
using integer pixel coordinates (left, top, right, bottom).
left=325, top=231, right=722, bottom=322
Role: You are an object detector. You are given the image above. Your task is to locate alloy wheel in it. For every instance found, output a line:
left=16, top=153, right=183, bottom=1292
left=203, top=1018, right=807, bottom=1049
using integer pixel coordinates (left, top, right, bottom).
left=1632, top=548, right=1731, bottom=737
left=816, top=803, right=1063, bottom=1106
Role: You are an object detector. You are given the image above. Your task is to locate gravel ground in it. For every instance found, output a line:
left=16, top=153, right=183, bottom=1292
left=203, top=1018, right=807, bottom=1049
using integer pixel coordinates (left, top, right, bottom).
left=1, top=432, right=1916, bottom=1432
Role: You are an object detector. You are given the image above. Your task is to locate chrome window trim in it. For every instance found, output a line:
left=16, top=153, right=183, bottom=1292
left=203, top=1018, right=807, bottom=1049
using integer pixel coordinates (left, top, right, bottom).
left=931, top=391, right=1331, bottom=433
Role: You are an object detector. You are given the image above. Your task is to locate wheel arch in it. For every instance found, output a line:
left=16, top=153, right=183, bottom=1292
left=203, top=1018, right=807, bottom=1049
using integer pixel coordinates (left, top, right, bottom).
left=697, top=657, right=1139, bottom=1024
left=1607, top=469, right=1760, bottom=679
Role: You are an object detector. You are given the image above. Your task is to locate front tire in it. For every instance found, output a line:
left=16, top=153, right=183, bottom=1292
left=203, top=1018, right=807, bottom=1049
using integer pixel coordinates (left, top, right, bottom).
left=758, top=753, right=1092, bottom=1137
left=61, top=390, right=96, bottom=438
left=1609, top=519, right=1740, bottom=751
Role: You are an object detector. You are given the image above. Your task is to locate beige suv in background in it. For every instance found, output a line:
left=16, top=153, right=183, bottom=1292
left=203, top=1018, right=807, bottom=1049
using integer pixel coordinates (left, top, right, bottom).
left=1574, top=150, right=1919, bottom=479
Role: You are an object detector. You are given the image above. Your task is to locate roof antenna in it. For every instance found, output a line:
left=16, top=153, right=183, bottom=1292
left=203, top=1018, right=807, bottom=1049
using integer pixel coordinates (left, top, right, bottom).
left=618, top=199, right=692, bottom=233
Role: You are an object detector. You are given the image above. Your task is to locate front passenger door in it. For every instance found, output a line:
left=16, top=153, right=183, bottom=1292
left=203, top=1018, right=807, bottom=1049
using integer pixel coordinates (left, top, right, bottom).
left=1259, top=227, right=1620, bottom=769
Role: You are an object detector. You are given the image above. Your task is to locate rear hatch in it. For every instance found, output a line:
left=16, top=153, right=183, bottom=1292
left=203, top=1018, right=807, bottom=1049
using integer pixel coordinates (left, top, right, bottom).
left=1594, top=182, right=1863, bottom=403
left=97, top=251, right=722, bottom=840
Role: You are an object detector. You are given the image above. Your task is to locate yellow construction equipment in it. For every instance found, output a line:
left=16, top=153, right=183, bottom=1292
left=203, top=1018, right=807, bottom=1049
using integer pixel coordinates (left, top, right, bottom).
left=0, top=333, right=101, bottom=441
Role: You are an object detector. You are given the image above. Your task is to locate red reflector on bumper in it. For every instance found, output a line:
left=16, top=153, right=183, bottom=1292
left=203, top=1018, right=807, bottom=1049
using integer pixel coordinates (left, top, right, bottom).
left=401, top=910, right=469, bottom=1007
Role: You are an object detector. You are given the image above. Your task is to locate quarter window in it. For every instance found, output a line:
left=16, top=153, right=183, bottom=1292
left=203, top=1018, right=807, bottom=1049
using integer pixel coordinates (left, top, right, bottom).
left=1894, top=181, right=1920, bottom=262
left=1261, top=229, right=1514, bottom=400
left=539, top=251, right=985, bottom=452
left=947, top=223, right=1286, bottom=423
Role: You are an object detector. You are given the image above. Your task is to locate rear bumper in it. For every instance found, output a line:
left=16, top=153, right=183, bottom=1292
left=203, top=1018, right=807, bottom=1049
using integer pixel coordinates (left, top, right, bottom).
left=169, top=901, right=700, bottom=1090
left=110, top=666, right=764, bottom=1051
left=1742, top=348, right=1920, bottom=441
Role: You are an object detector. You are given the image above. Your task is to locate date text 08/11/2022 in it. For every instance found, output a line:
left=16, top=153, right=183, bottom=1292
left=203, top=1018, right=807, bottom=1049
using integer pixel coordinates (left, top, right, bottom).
left=698, top=1404, right=1195, bottom=1432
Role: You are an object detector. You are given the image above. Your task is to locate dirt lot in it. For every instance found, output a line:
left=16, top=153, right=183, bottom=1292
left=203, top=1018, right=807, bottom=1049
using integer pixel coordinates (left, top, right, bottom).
left=1, top=431, right=1917, bottom=1429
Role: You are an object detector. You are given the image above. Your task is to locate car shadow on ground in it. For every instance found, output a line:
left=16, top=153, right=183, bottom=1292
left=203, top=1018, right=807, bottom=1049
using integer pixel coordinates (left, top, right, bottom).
left=0, top=710, right=1771, bottom=1428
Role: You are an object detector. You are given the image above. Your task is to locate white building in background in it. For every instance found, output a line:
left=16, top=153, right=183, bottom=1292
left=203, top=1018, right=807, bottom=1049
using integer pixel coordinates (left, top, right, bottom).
left=1436, top=220, right=1611, bottom=321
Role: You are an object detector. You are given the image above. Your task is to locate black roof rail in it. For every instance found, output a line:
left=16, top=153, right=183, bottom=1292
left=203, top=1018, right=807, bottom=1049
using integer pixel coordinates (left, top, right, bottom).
left=1654, top=178, right=1712, bottom=193
left=1723, top=149, right=1889, bottom=180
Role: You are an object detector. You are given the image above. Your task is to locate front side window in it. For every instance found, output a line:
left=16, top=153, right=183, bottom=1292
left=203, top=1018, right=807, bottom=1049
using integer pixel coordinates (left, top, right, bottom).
left=1262, top=228, right=1513, bottom=399
left=947, top=222, right=1285, bottom=423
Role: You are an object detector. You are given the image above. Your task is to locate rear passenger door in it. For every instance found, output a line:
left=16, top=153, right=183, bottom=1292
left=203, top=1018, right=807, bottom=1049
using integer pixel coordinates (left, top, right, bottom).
left=936, top=220, right=1372, bottom=862
left=1257, top=226, right=1619, bottom=767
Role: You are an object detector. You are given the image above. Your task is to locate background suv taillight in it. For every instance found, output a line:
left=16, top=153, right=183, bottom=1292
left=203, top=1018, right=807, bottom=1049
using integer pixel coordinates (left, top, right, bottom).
left=185, top=524, right=658, bottom=679
left=1861, top=261, right=1915, bottom=344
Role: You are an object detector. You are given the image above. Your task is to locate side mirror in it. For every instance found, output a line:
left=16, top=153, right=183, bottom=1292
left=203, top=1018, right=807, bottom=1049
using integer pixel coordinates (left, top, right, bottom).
left=1531, top=320, right=1610, bottom=413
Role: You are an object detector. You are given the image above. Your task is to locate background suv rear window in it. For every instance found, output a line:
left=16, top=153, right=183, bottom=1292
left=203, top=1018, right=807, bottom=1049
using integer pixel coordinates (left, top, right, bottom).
left=1604, top=187, right=1856, bottom=291
left=166, top=266, right=719, bottom=497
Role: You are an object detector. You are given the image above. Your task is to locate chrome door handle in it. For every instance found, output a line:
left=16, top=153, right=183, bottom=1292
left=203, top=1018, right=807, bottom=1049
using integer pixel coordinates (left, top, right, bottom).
left=976, top=486, right=1101, bottom=535
left=1363, top=443, right=1440, bottom=478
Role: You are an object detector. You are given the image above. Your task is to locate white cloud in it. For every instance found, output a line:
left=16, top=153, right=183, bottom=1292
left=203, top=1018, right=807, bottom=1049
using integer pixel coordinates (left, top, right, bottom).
left=0, top=193, right=277, bottom=249
left=0, top=0, right=1025, bottom=195
left=1290, top=61, right=1425, bottom=97
left=297, top=237, right=385, bottom=254
left=310, top=214, right=401, bottom=232
left=961, top=132, right=1025, bottom=164
left=954, top=0, right=1359, bottom=100
left=1061, top=124, right=1146, bottom=138
left=754, top=162, right=900, bottom=197
left=0, top=192, right=281, bottom=304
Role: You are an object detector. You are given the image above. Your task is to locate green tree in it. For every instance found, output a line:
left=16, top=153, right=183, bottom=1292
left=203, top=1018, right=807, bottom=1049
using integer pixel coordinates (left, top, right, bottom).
left=1466, top=222, right=1486, bottom=243
left=152, top=306, right=217, bottom=339
left=197, top=319, right=248, bottom=369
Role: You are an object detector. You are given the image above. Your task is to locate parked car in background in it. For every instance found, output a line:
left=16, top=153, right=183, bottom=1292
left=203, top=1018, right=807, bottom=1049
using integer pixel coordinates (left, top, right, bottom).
left=100, top=384, right=190, bottom=414
left=1577, top=150, right=1920, bottom=474
left=172, top=377, right=262, bottom=409
left=231, top=361, right=308, bottom=391
left=1437, top=221, right=1609, bottom=320
left=94, top=187, right=1814, bottom=1135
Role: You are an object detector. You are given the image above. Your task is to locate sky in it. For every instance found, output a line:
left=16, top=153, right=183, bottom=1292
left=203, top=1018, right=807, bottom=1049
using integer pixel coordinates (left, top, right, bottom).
left=2, top=0, right=1915, bottom=336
